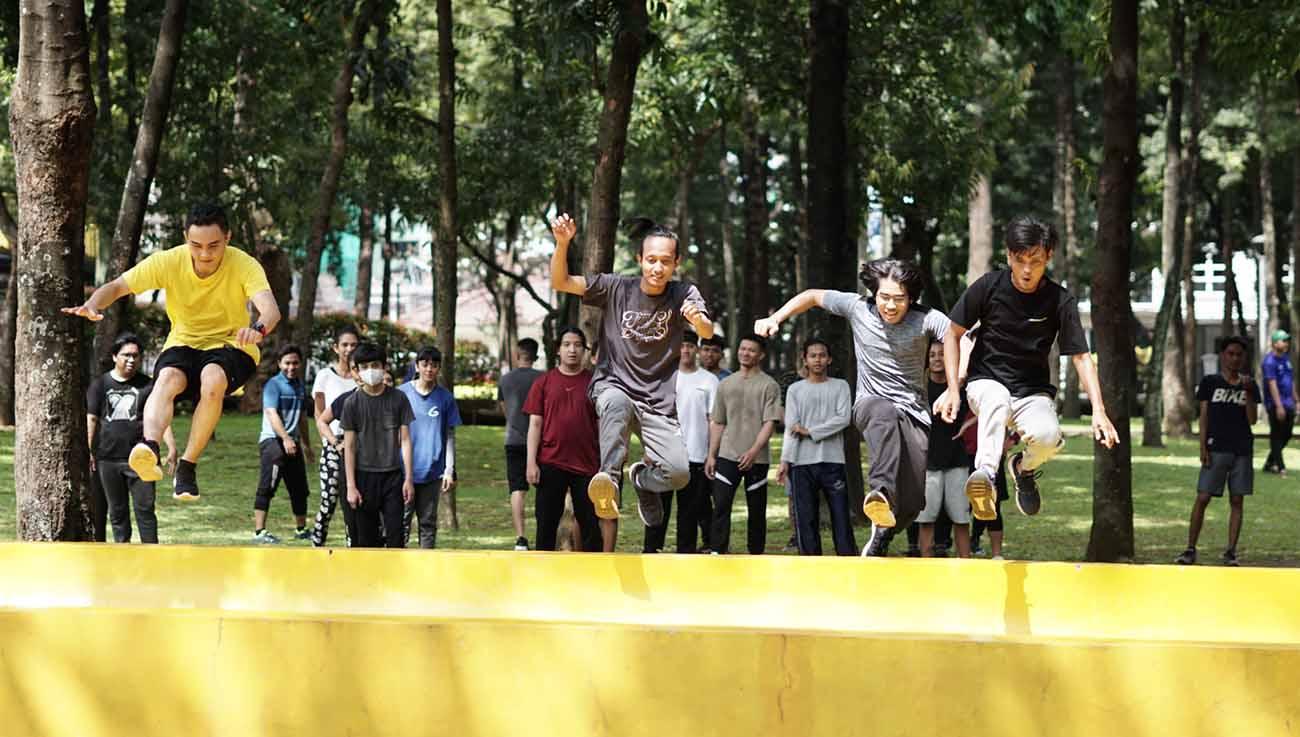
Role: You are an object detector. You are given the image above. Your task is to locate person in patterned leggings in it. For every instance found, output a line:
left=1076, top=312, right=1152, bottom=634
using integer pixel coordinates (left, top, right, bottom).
left=311, top=325, right=360, bottom=546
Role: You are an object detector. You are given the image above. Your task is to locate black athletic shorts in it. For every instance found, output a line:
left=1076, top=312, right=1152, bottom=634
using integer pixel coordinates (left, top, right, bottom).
left=154, top=345, right=257, bottom=402
left=505, top=444, right=529, bottom=493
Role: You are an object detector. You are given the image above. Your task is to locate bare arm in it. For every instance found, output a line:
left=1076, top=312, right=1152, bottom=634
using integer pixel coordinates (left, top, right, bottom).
left=704, top=420, right=725, bottom=478
left=754, top=289, right=827, bottom=337
left=315, top=403, right=338, bottom=450
left=1246, top=380, right=1259, bottom=426
left=264, top=408, right=297, bottom=455
left=1072, top=352, right=1119, bottom=447
left=549, top=214, right=587, bottom=296
left=683, top=302, right=715, bottom=340
left=935, top=322, right=969, bottom=422
left=63, top=277, right=132, bottom=321
left=400, top=425, right=415, bottom=504
left=344, top=430, right=360, bottom=507
left=1198, top=400, right=1209, bottom=467
left=86, top=415, right=98, bottom=470
left=526, top=414, right=543, bottom=484
left=250, top=289, right=281, bottom=334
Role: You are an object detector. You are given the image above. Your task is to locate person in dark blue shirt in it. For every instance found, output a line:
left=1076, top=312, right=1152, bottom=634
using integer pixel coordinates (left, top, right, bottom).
left=253, top=345, right=314, bottom=543
left=399, top=346, right=463, bottom=548
left=1260, top=329, right=1297, bottom=475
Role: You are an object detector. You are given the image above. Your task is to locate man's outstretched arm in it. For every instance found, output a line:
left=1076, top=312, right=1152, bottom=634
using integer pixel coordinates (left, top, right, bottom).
left=753, top=289, right=827, bottom=337
left=62, top=277, right=132, bottom=321
left=549, top=213, right=587, bottom=296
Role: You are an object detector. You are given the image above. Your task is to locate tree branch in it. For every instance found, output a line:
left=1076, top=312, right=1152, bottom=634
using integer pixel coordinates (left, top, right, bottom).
left=459, top=234, right=556, bottom=315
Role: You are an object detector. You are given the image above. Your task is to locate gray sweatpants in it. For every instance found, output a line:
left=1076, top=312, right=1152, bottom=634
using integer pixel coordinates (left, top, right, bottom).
left=965, top=379, right=1063, bottom=477
left=853, top=396, right=928, bottom=529
left=593, top=384, right=690, bottom=493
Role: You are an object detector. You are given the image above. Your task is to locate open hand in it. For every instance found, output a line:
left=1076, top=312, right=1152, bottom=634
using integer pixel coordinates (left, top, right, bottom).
left=62, top=303, right=103, bottom=321
left=550, top=213, right=576, bottom=244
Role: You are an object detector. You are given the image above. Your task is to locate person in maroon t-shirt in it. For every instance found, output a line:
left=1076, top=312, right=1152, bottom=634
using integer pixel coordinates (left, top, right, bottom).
left=524, top=327, right=605, bottom=552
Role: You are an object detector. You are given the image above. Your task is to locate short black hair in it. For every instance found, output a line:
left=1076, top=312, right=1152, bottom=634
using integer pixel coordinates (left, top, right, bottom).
left=556, top=326, right=588, bottom=349
left=859, top=258, right=925, bottom=303
left=416, top=346, right=442, bottom=364
left=1218, top=335, right=1249, bottom=354
left=625, top=216, right=680, bottom=259
left=517, top=338, right=539, bottom=361
left=278, top=344, right=303, bottom=361
left=352, top=342, right=386, bottom=366
left=682, top=330, right=699, bottom=346
left=1005, top=215, right=1059, bottom=254
left=739, top=333, right=767, bottom=352
left=335, top=324, right=361, bottom=344
left=183, top=201, right=230, bottom=233
left=802, top=337, right=831, bottom=357
left=702, top=335, right=726, bottom=349
left=111, top=333, right=143, bottom=356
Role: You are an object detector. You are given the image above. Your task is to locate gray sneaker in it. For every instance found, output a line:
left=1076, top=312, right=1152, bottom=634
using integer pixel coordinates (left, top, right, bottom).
left=253, top=529, right=280, bottom=545
left=629, top=461, right=664, bottom=527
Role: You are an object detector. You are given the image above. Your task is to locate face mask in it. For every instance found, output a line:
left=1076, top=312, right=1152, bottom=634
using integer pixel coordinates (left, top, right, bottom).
left=360, top=368, right=385, bottom=387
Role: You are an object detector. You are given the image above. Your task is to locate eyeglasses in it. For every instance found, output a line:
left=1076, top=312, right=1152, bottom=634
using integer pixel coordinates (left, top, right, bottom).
left=876, top=294, right=908, bottom=306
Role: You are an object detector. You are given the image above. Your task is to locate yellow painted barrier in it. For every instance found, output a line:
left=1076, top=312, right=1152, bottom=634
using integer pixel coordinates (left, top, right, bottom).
left=0, top=544, right=1298, bottom=736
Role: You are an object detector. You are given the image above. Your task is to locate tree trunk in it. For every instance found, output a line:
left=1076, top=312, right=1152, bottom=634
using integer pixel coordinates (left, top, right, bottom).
left=1221, top=187, right=1238, bottom=338
left=354, top=204, right=374, bottom=318
left=1087, top=0, right=1138, bottom=563
left=789, top=131, right=810, bottom=352
left=719, top=125, right=740, bottom=359
left=292, top=0, right=378, bottom=348
left=742, top=110, right=769, bottom=331
left=1182, top=30, right=1208, bottom=388
left=1292, top=71, right=1300, bottom=371
left=1148, top=0, right=1189, bottom=445
left=1258, top=84, right=1279, bottom=338
left=966, top=173, right=993, bottom=284
left=578, top=0, right=649, bottom=352
left=1055, top=52, right=1083, bottom=419
left=808, top=0, right=861, bottom=517
left=10, top=0, right=97, bottom=540
left=434, top=0, right=457, bottom=396
left=380, top=210, right=393, bottom=319
left=90, top=0, right=110, bottom=132
left=94, top=0, right=188, bottom=371
left=0, top=195, right=17, bottom=426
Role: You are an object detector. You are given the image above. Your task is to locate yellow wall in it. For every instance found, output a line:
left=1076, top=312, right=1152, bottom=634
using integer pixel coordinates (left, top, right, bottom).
left=0, top=544, right=1297, bottom=736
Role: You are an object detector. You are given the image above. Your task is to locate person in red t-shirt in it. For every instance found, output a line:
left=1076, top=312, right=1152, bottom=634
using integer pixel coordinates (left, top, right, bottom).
left=524, top=327, right=605, bottom=552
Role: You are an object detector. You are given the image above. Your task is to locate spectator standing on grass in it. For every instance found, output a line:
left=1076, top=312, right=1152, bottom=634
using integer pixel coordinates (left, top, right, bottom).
left=779, top=338, right=855, bottom=556
left=252, top=344, right=314, bottom=543
left=1261, top=330, right=1296, bottom=476
left=399, top=347, right=462, bottom=549
left=644, top=330, right=718, bottom=553
left=87, top=333, right=177, bottom=544
left=310, top=325, right=360, bottom=546
left=699, top=335, right=732, bottom=380
left=340, top=343, right=415, bottom=548
left=1176, top=336, right=1259, bottom=567
left=920, top=341, right=971, bottom=558
left=498, top=338, right=544, bottom=551
left=706, top=334, right=783, bottom=555
left=524, top=327, right=605, bottom=552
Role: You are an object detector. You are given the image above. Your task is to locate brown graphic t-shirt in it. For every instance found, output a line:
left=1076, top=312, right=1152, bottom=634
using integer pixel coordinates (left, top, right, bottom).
left=583, top=273, right=707, bottom=416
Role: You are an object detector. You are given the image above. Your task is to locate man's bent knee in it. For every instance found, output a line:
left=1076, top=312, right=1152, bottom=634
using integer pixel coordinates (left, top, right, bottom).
left=197, top=365, right=229, bottom=402
left=154, top=367, right=188, bottom=397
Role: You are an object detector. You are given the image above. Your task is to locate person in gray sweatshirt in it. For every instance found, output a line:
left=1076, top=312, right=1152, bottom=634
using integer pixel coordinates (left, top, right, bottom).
left=779, top=338, right=856, bottom=555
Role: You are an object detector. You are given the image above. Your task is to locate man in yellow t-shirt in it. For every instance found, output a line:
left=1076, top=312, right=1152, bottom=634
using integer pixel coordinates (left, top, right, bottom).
left=65, top=202, right=280, bottom=501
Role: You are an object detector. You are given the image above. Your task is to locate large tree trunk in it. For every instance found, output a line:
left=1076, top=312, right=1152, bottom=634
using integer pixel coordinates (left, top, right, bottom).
left=808, top=0, right=861, bottom=517
left=1146, top=0, right=1188, bottom=446
left=789, top=131, right=811, bottom=353
left=354, top=204, right=374, bottom=318
left=10, top=0, right=97, bottom=541
left=434, top=0, right=457, bottom=392
left=1258, top=84, right=1279, bottom=338
left=94, top=0, right=188, bottom=371
left=1182, top=30, right=1208, bottom=388
left=741, top=105, right=769, bottom=331
left=578, top=0, right=649, bottom=352
left=292, top=0, right=378, bottom=348
left=1292, top=71, right=1300, bottom=371
left=1220, top=188, right=1238, bottom=337
left=1055, top=52, right=1083, bottom=420
left=380, top=210, right=393, bottom=320
left=90, top=0, right=110, bottom=132
left=0, top=196, right=17, bottom=426
left=967, top=173, right=993, bottom=283
left=719, top=125, right=740, bottom=359
left=1087, top=0, right=1138, bottom=563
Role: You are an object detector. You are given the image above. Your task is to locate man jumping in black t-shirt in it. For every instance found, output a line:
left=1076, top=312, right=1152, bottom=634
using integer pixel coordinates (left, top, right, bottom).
left=937, top=215, right=1118, bottom=520
left=1176, top=336, right=1259, bottom=566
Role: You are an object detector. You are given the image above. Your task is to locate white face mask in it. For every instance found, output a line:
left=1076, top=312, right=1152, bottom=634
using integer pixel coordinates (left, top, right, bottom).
left=360, top=368, right=386, bottom=387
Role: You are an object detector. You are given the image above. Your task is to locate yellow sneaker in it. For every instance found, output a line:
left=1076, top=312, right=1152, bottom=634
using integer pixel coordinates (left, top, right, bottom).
left=965, top=469, right=997, bottom=521
left=587, top=472, right=620, bottom=520
left=862, top=490, right=896, bottom=528
left=128, top=442, right=163, bottom=482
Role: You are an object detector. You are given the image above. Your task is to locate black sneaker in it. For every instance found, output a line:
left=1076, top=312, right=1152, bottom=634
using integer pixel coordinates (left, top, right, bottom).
left=1174, top=547, right=1197, bottom=565
left=629, top=461, right=664, bottom=527
left=1222, top=549, right=1239, bottom=567
left=172, top=459, right=200, bottom=501
left=1009, top=452, right=1042, bottom=516
left=294, top=527, right=311, bottom=541
left=861, top=524, right=892, bottom=557
left=906, top=545, right=922, bottom=558
left=514, top=536, right=529, bottom=551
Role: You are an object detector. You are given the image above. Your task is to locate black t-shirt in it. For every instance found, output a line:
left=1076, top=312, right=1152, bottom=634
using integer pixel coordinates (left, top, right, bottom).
left=1196, top=373, right=1260, bottom=456
left=927, top=379, right=969, bottom=470
left=339, top=386, right=415, bottom=473
left=87, top=372, right=153, bottom=460
left=950, top=269, right=1089, bottom=399
left=329, top=388, right=356, bottom=425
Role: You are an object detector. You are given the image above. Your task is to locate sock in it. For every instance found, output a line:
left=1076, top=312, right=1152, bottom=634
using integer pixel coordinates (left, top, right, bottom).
left=255, top=528, right=265, bottom=535
left=177, top=459, right=196, bottom=476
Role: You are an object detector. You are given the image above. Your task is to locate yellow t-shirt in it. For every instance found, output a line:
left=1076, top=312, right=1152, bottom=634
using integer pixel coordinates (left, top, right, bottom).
left=122, top=244, right=272, bottom=363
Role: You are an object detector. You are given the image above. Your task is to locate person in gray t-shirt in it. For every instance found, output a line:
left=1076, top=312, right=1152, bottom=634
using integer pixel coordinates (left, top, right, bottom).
left=756, top=258, right=949, bottom=557
left=549, top=213, right=716, bottom=531
left=497, top=337, right=543, bottom=550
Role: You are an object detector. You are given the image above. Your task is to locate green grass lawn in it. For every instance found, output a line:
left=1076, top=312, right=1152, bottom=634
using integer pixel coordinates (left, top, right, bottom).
left=0, top=415, right=1297, bottom=565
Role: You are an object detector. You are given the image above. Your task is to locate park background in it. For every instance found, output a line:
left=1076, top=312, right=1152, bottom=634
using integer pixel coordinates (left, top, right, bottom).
left=0, top=0, right=1297, bottom=562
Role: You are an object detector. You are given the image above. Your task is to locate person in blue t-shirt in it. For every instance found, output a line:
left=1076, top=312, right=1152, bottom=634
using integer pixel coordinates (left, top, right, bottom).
left=253, top=345, right=314, bottom=543
left=1261, top=329, right=1297, bottom=475
left=398, top=346, right=463, bottom=548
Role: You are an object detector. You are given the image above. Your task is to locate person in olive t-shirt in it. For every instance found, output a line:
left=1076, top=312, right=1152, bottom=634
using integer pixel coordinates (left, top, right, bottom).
left=64, top=202, right=279, bottom=502
left=1176, top=336, right=1259, bottom=567
left=938, top=215, right=1118, bottom=522
left=87, top=333, right=177, bottom=543
left=706, top=334, right=783, bottom=554
left=549, top=213, right=716, bottom=531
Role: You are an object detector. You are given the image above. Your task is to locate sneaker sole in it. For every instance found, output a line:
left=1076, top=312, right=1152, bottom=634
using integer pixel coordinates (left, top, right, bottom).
left=965, top=472, right=997, bottom=521
left=862, top=499, right=896, bottom=528
left=172, top=491, right=201, bottom=502
left=128, top=444, right=163, bottom=482
left=588, top=473, right=620, bottom=520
